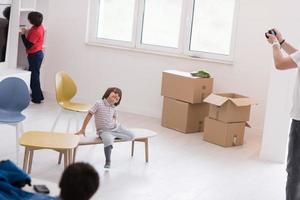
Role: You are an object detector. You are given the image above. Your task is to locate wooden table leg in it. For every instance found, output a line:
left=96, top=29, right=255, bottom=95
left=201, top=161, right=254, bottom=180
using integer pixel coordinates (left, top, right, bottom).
left=64, top=151, right=68, bottom=169
left=68, top=149, right=73, bottom=164
left=73, top=147, right=77, bottom=162
left=131, top=141, right=135, bottom=157
left=58, top=152, right=63, bottom=164
left=144, top=139, right=149, bottom=163
left=28, top=149, right=34, bottom=174
left=23, top=147, right=29, bottom=173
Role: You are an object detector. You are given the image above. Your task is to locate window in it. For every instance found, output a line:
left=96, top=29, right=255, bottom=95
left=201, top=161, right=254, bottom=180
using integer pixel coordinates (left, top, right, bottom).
left=141, top=0, right=183, bottom=48
left=87, top=0, right=238, bottom=62
left=189, top=0, right=236, bottom=56
left=97, top=0, right=136, bottom=42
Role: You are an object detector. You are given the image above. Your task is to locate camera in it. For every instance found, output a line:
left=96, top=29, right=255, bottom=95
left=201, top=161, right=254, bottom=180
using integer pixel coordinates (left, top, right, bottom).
left=265, top=29, right=277, bottom=39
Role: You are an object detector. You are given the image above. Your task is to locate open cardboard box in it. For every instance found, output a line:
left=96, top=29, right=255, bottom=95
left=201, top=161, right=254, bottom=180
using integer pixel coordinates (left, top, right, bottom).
left=204, top=93, right=256, bottom=123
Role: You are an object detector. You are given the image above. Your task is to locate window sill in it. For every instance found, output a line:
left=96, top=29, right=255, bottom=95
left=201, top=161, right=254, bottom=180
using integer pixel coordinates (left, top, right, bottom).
left=86, top=41, right=234, bottom=65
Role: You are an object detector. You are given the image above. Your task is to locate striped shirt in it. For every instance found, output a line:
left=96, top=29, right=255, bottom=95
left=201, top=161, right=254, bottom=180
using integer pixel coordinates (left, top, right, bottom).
left=89, top=99, right=118, bottom=132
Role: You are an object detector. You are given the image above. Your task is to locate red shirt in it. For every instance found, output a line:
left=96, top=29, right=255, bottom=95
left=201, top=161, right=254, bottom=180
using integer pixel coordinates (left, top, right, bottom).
left=26, top=25, right=44, bottom=54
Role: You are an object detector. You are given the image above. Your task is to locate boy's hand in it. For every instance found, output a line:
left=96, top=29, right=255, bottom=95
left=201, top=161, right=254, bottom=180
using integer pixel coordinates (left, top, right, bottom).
left=75, top=129, right=85, bottom=136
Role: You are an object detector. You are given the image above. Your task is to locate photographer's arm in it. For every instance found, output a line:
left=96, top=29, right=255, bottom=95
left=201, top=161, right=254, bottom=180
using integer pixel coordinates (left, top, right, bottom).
left=267, top=33, right=297, bottom=70
left=281, top=41, right=298, bottom=55
left=273, top=28, right=298, bottom=54
left=272, top=44, right=297, bottom=70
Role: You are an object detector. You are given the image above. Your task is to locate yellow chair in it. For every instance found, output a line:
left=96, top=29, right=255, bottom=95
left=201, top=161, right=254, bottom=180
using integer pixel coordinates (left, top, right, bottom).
left=51, top=71, right=91, bottom=132
left=51, top=71, right=91, bottom=164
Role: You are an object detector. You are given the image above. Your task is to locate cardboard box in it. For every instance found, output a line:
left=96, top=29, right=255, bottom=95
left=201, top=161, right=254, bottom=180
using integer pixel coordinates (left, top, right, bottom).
left=203, top=117, right=246, bottom=147
left=161, top=97, right=209, bottom=133
left=161, top=70, right=213, bottom=104
left=204, top=93, right=256, bottom=123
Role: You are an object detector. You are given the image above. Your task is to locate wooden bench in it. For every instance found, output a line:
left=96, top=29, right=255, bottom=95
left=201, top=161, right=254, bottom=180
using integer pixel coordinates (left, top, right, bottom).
left=73, top=128, right=157, bottom=163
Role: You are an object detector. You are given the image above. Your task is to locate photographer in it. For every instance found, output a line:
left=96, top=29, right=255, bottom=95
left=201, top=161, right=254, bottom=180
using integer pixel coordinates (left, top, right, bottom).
left=266, top=28, right=300, bottom=199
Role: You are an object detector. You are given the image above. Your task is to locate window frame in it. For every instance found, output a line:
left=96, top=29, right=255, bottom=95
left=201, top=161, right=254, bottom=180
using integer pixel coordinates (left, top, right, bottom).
left=87, top=0, right=139, bottom=48
left=86, top=0, right=239, bottom=63
left=183, top=0, right=239, bottom=61
left=134, top=0, right=186, bottom=54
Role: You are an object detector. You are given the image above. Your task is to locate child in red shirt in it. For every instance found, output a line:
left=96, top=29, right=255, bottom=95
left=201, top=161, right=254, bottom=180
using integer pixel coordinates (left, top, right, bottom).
left=21, top=12, right=45, bottom=104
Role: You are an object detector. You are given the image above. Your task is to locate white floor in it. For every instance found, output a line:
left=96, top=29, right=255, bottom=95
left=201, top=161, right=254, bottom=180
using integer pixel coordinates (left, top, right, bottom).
left=0, top=99, right=286, bottom=200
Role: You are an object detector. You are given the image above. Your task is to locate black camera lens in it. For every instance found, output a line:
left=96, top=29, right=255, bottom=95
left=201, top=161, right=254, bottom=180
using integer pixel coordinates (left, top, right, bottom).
left=265, top=29, right=276, bottom=39
left=268, top=29, right=277, bottom=35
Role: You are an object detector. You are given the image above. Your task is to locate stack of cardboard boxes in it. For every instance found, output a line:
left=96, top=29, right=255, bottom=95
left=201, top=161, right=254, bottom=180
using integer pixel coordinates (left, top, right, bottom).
left=161, top=70, right=213, bottom=133
left=203, top=93, right=256, bottom=147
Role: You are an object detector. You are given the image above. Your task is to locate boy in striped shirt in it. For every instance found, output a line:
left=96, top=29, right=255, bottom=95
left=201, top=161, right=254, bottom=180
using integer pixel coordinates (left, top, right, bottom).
left=76, top=87, right=135, bottom=168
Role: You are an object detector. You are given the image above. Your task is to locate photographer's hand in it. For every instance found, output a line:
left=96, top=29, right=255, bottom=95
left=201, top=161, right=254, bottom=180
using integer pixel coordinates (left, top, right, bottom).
left=273, top=28, right=284, bottom=43
left=266, top=33, right=278, bottom=45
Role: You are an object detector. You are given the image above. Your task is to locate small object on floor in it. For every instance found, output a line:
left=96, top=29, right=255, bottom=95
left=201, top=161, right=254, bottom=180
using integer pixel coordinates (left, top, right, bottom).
left=33, top=184, right=50, bottom=194
left=190, top=70, right=211, bottom=78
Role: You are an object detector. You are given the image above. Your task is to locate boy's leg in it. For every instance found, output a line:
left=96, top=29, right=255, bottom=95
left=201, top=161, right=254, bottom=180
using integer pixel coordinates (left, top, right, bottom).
left=113, top=125, right=135, bottom=141
left=104, top=145, right=112, bottom=168
left=100, top=132, right=115, bottom=168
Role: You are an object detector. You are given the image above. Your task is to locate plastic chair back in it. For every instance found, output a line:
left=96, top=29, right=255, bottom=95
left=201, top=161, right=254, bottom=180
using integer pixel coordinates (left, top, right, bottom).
left=0, top=77, right=30, bottom=112
left=55, top=71, right=77, bottom=104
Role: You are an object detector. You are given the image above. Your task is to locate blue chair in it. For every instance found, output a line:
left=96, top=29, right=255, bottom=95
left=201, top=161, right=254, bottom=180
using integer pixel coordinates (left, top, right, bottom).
left=0, top=77, right=30, bottom=164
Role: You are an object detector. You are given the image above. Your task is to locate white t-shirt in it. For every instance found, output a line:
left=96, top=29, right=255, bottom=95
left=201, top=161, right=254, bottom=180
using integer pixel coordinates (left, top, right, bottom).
left=89, top=99, right=118, bottom=132
left=290, top=51, right=300, bottom=120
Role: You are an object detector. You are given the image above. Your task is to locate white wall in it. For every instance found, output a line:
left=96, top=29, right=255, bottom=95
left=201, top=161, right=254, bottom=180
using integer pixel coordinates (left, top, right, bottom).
left=41, top=0, right=299, bottom=135
left=259, top=1, right=300, bottom=162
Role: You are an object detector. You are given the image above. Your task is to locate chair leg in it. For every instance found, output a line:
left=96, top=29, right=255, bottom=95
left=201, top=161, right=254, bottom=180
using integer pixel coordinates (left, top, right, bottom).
left=51, top=108, right=62, bottom=132
left=67, top=117, right=71, bottom=133
left=18, top=122, right=24, bottom=136
left=15, top=123, right=23, bottom=165
left=131, top=141, right=135, bottom=157
left=75, top=112, right=80, bottom=131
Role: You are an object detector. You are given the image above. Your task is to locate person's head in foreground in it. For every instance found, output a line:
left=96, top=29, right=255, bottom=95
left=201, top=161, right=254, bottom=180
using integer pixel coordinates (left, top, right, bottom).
left=59, top=162, right=100, bottom=200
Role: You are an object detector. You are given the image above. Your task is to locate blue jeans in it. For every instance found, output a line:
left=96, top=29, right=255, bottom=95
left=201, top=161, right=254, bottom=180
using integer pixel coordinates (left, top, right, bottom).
left=286, top=119, right=300, bottom=200
left=28, top=50, right=44, bottom=102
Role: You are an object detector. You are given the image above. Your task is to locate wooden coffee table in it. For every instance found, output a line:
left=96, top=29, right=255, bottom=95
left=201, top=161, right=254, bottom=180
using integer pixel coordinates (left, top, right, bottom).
left=19, top=131, right=79, bottom=174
